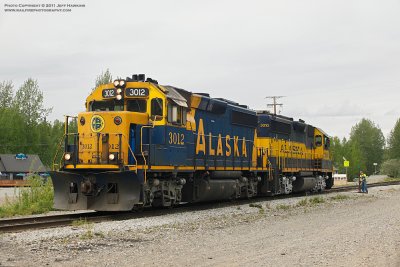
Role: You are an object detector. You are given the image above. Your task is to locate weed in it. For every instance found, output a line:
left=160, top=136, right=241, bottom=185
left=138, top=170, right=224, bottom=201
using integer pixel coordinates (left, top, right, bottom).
left=0, top=175, right=54, bottom=218
left=258, top=208, right=265, bottom=215
left=71, top=218, right=89, bottom=227
left=384, top=177, right=400, bottom=182
left=276, top=204, right=291, bottom=211
left=249, top=203, right=263, bottom=209
left=80, top=223, right=94, bottom=240
left=236, top=206, right=241, bottom=210
left=329, top=194, right=351, bottom=201
left=296, top=198, right=308, bottom=207
left=309, top=196, right=325, bottom=205
left=265, top=203, right=271, bottom=209
left=94, top=231, right=105, bottom=238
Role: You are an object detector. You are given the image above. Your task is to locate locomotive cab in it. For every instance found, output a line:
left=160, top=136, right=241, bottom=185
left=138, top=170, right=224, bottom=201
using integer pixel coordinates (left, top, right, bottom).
left=62, top=77, right=167, bottom=170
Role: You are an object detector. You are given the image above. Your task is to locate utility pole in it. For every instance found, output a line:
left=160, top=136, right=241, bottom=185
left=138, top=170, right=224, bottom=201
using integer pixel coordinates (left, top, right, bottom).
left=266, top=96, right=285, bottom=115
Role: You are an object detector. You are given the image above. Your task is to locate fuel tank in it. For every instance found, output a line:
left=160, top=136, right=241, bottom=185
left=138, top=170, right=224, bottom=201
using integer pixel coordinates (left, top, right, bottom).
left=292, top=177, right=317, bottom=192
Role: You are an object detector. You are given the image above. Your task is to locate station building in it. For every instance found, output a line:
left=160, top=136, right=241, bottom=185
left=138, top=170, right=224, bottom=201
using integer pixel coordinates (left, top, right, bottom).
left=0, top=154, right=48, bottom=186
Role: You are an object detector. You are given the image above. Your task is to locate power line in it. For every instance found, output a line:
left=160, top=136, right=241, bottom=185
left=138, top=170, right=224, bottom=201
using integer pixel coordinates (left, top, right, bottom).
left=266, top=96, right=285, bottom=115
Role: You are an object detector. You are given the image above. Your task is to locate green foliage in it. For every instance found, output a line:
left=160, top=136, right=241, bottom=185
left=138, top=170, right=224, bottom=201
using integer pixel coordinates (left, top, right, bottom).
left=13, top=78, right=52, bottom=124
left=381, top=159, right=400, bottom=178
left=330, top=136, right=347, bottom=173
left=347, top=119, right=385, bottom=178
left=309, top=196, right=325, bottom=205
left=276, top=204, right=291, bottom=210
left=94, top=69, right=112, bottom=90
left=331, top=119, right=385, bottom=179
left=387, top=119, right=400, bottom=159
left=329, top=194, right=351, bottom=201
left=0, top=79, right=64, bottom=167
left=0, top=175, right=54, bottom=218
left=0, top=80, right=14, bottom=109
left=296, top=198, right=309, bottom=207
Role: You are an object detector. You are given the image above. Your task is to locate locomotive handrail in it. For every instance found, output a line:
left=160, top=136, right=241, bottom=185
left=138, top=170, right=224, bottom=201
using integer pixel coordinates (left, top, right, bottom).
left=118, top=133, right=138, bottom=172
left=52, top=134, right=68, bottom=171
left=139, top=115, right=159, bottom=183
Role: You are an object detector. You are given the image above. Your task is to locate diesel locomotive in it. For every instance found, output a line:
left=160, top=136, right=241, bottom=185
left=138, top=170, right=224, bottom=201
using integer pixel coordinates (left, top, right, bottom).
left=51, top=74, right=333, bottom=211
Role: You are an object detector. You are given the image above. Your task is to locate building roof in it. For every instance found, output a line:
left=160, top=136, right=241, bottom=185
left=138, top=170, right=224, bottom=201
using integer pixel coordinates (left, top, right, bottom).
left=0, top=154, right=47, bottom=173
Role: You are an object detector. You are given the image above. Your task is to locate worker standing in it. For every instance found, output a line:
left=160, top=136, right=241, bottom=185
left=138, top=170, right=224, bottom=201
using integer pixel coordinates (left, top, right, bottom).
left=360, top=171, right=368, bottom=193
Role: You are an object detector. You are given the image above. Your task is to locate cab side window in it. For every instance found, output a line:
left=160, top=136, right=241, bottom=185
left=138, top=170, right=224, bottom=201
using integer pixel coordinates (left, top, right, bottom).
left=151, top=98, right=163, bottom=120
left=315, top=135, right=322, bottom=147
left=324, top=136, right=330, bottom=149
left=167, top=103, right=187, bottom=125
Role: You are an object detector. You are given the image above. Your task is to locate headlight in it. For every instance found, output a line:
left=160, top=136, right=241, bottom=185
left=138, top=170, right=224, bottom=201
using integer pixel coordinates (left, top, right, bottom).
left=80, top=116, right=85, bottom=126
left=109, top=153, right=115, bottom=160
left=113, top=80, right=119, bottom=87
left=119, top=80, right=125, bottom=87
left=116, top=88, right=122, bottom=94
left=116, top=94, right=122, bottom=100
left=64, top=153, right=71, bottom=161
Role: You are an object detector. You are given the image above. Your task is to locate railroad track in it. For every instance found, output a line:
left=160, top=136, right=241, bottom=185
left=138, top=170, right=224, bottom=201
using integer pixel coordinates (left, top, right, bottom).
left=1, top=180, right=400, bottom=233
left=327, top=180, right=400, bottom=193
left=0, top=211, right=114, bottom=233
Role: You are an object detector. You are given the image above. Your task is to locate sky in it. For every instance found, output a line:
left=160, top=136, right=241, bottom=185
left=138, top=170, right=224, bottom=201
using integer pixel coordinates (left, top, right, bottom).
left=1, top=0, right=399, bottom=139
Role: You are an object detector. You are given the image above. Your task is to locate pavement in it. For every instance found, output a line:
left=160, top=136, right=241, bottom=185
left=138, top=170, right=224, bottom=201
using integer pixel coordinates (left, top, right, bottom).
left=0, top=187, right=21, bottom=205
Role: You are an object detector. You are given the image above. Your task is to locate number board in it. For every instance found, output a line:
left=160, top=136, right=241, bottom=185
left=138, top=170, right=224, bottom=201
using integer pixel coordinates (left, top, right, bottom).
left=102, top=89, right=116, bottom=98
left=125, top=88, right=149, bottom=97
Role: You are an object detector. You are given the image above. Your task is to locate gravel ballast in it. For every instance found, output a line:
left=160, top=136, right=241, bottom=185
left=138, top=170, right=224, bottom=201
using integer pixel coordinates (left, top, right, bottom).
left=1, top=185, right=400, bottom=266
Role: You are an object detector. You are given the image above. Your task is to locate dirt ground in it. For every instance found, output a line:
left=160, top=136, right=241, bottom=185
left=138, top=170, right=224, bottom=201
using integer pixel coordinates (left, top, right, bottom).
left=1, top=185, right=400, bottom=266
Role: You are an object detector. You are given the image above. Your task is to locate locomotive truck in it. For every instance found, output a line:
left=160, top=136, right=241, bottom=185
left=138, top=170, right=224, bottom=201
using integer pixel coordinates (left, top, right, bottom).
left=51, top=74, right=333, bottom=211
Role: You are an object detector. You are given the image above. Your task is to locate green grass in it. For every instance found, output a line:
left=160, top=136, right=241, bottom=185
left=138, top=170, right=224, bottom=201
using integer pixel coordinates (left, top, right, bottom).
left=329, top=194, right=351, bottom=201
left=0, top=175, right=54, bottom=218
left=309, top=196, right=325, bottom=205
left=71, top=218, right=89, bottom=227
left=384, top=177, right=400, bottom=182
left=276, top=204, right=291, bottom=210
left=296, top=198, right=309, bottom=207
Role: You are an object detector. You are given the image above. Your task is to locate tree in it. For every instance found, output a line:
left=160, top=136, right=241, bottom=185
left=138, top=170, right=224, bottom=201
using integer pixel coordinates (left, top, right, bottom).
left=381, top=159, right=400, bottom=177
left=330, top=136, right=345, bottom=172
left=0, top=80, right=14, bottom=109
left=387, top=118, right=400, bottom=159
left=347, top=118, right=385, bottom=177
left=13, top=78, right=52, bottom=125
left=93, top=69, right=112, bottom=90
left=0, top=107, right=28, bottom=153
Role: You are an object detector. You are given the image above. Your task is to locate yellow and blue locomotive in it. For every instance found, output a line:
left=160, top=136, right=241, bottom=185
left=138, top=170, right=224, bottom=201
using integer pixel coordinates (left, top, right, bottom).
left=51, top=74, right=333, bottom=211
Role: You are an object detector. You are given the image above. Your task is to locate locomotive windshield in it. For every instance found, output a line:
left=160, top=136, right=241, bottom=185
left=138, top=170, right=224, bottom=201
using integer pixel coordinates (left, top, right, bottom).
left=127, top=99, right=147, bottom=112
left=89, top=100, right=124, bottom=111
left=89, top=99, right=147, bottom=112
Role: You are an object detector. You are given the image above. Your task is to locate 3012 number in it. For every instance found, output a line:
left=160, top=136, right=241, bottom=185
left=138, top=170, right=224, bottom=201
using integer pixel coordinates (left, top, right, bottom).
left=125, top=88, right=149, bottom=97
left=168, top=132, right=184, bottom=145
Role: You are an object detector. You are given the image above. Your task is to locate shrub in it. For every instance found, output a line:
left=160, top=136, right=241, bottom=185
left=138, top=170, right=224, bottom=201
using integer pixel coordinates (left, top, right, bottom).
left=381, top=159, right=400, bottom=178
left=0, top=175, right=54, bottom=218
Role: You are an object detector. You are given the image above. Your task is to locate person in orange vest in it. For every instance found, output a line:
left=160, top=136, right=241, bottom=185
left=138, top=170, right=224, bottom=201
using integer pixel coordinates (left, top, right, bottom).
left=360, top=171, right=368, bottom=193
